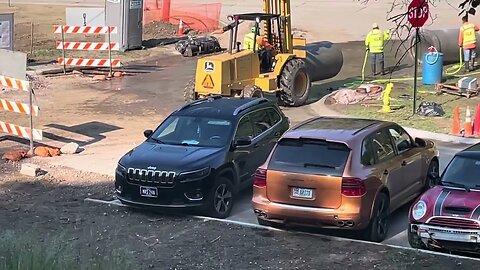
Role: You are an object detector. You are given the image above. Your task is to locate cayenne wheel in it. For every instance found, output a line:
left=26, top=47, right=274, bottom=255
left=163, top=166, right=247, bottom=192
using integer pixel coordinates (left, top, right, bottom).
left=407, top=223, right=427, bottom=249
left=423, top=159, right=439, bottom=192
left=365, top=193, right=390, bottom=242
left=207, top=176, right=234, bottom=219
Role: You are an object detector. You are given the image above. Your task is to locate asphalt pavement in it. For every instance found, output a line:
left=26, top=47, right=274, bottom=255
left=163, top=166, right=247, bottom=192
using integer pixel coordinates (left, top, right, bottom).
left=226, top=139, right=468, bottom=247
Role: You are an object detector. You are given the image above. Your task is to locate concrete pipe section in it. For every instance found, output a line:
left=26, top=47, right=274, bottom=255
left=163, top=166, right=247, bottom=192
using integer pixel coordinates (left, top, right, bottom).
left=303, top=41, right=344, bottom=82
left=409, top=29, right=480, bottom=65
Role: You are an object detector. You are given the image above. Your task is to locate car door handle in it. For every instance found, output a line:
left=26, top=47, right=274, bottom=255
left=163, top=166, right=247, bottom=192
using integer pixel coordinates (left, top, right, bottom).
left=383, top=170, right=389, bottom=175
left=401, top=161, right=407, bottom=166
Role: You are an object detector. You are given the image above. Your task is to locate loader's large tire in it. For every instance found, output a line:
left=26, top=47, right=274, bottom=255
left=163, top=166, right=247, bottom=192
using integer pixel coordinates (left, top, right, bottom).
left=184, top=80, right=196, bottom=103
left=278, top=58, right=311, bottom=107
left=242, top=85, right=264, bottom=98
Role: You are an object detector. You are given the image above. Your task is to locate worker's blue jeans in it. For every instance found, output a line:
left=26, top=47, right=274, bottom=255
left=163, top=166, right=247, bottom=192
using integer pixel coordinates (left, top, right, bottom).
left=370, top=52, right=384, bottom=65
left=463, top=48, right=476, bottom=62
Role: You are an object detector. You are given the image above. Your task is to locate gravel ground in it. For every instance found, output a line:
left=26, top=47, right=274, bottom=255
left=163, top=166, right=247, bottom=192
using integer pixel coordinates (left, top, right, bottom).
left=1, top=160, right=480, bottom=269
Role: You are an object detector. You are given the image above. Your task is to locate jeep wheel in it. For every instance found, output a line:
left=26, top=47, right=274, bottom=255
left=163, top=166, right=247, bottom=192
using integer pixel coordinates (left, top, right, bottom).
left=207, top=176, right=234, bottom=219
left=278, top=58, right=311, bottom=107
left=242, top=85, right=264, bottom=98
left=184, top=79, right=196, bottom=103
left=423, top=159, right=439, bottom=192
left=365, top=193, right=389, bottom=242
left=408, top=223, right=427, bottom=249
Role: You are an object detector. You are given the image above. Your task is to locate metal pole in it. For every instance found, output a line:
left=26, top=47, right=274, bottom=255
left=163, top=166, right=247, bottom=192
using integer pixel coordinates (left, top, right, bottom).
left=8, top=0, right=11, bottom=7
left=61, top=25, right=66, bottom=74
left=413, top=27, right=419, bottom=115
left=108, top=27, right=113, bottom=75
left=28, top=84, right=33, bottom=153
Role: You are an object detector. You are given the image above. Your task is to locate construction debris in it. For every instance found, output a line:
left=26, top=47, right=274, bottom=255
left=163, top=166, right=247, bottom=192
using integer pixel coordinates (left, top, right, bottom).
left=331, top=85, right=383, bottom=105
left=435, top=83, right=480, bottom=98
left=416, top=101, right=445, bottom=117
left=60, top=142, right=80, bottom=155
left=20, top=163, right=42, bottom=177
left=2, top=150, right=29, bottom=161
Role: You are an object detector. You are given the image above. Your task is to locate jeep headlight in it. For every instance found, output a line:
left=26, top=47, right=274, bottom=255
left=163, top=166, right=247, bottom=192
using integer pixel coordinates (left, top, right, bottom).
left=412, top=200, right=427, bottom=220
left=116, top=163, right=126, bottom=176
left=180, top=167, right=211, bottom=181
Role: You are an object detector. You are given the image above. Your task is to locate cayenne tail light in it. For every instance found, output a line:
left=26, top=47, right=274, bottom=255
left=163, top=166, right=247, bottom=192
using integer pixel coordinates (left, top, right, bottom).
left=341, top=177, right=366, bottom=196
left=253, top=168, right=267, bottom=188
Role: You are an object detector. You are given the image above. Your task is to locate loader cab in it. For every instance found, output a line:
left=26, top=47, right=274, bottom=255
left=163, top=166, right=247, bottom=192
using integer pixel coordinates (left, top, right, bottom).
left=227, top=13, right=284, bottom=73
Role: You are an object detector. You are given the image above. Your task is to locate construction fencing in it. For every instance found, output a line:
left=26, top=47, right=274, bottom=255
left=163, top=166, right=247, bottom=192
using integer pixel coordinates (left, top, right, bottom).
left=143, top=0, right=222, bottom=32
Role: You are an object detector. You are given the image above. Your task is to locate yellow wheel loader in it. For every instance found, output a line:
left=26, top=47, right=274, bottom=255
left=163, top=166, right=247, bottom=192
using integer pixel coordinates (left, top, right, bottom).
left=185, top=0, right=311, bottom=107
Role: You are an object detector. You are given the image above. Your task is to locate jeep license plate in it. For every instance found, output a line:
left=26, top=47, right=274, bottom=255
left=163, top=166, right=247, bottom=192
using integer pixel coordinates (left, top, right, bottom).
left=292, top=187, right=313, bottom=199
left=140, top=186, right=158, bottom=198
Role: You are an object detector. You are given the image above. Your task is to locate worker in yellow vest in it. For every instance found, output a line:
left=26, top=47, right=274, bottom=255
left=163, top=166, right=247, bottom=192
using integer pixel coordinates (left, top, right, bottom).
left=365, top=23, right=391, bottom=77
left=459, top=15, right=480, bottom=72
left=243, top=26, right=258, bottom=50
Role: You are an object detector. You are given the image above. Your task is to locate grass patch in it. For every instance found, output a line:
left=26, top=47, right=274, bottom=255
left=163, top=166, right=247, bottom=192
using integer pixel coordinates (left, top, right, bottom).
left=334, top=82, right=480, bottom=134
left=0, top=230, right=135, bottom=270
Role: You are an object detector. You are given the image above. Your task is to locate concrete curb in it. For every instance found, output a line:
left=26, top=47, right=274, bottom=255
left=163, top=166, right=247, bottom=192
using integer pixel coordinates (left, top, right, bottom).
left=309, top=92, right=480, bottom=145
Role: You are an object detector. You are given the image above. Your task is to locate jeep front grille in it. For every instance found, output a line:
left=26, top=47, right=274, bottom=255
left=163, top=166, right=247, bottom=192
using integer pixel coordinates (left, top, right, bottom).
left=127, top=168, right=176, bottom=187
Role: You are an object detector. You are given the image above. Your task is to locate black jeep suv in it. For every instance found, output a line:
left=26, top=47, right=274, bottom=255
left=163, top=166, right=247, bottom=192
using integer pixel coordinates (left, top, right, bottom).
left=115, top=96, right=289, bottom=218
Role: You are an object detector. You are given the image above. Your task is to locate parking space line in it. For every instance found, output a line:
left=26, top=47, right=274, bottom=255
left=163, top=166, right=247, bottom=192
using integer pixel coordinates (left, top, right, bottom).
left=84, top=197, right=480, bottom=262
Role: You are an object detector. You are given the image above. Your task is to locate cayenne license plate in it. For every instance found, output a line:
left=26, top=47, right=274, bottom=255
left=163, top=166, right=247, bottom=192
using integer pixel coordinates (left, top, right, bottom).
left=292, top=187, right=313, bottom=199
left=140, top=186, right=158, bottom=198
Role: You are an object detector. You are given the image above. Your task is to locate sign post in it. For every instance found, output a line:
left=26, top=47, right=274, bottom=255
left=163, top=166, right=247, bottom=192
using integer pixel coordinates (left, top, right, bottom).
left=408, top=0, right=429, bottom=115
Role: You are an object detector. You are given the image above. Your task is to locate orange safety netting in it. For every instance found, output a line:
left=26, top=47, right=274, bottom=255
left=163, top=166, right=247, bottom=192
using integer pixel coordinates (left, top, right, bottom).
left=143, top=0, right=222, bottom=32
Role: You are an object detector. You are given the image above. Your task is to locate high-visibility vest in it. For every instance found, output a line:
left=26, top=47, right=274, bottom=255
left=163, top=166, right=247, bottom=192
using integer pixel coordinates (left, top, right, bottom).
left=243, top=33, right=255, bottom=50
left=462, top=23, right=477, bottom=46
left=366, top=29, right=384, bottom=53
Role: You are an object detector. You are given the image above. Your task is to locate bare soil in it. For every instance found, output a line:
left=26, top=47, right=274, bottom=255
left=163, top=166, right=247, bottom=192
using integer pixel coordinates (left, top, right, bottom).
left=0, top=4, right=204, bottom=62
left=0, top=160, right=479, bottom=269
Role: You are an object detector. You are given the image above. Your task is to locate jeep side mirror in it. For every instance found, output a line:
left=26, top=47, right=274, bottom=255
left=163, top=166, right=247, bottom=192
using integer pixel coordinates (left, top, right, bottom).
left=144, top=129, right=153, bottom=138
left=414, top=137, right=426, bottom=147
left=234, top=136, right=252, bottom=147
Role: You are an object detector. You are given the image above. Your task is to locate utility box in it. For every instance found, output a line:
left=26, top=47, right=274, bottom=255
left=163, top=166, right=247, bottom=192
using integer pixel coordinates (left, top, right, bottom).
left=106, top=0, right=143, bottom=51
left=0, top=13, right=14, bottom=51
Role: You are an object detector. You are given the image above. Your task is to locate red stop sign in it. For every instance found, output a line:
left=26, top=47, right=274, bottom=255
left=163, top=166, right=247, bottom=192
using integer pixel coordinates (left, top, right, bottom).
left=408, top=0, right=429, bottom=28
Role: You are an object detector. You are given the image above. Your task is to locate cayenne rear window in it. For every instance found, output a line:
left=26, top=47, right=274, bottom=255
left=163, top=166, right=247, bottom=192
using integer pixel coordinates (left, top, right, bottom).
left=268, top=138, right=350, bottom=176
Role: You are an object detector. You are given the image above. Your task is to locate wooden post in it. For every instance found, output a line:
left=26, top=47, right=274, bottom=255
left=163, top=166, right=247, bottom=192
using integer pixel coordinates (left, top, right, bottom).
left=30, top=22, right=34, bottom=56
left=108, top=27, right=113, bottom=75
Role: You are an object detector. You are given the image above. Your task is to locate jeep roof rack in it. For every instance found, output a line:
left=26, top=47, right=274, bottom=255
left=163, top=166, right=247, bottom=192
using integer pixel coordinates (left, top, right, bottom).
left=232, top=98, right=269, bottom=116
left=176, top=95, right=223, bottom=112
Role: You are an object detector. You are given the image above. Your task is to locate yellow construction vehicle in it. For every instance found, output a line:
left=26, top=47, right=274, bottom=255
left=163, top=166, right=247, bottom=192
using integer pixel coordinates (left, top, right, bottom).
left=184, top=0, right=311, bottom=106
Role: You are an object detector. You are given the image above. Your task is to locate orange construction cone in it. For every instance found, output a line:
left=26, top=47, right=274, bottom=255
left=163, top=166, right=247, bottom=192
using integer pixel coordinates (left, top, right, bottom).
left=474, top=104, right=480, bottom=137
left=451, top=105, right=461, bottom=136
left=177, top=19, right=184, bottom=36
left=464, top=106, right=474, bottom=137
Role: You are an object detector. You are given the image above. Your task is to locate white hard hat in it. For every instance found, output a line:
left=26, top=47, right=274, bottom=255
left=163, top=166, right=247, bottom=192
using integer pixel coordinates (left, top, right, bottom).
left=372, top=23, right=379, bottom=29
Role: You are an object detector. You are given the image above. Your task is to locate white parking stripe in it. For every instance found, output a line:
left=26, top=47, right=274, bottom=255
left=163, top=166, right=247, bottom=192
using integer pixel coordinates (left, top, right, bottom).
left=85, top=197, right=480, bottom=262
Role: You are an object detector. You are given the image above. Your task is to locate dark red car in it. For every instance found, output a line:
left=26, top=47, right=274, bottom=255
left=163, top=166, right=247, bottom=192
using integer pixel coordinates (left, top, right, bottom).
left=408, top=143, right=480, bottom=254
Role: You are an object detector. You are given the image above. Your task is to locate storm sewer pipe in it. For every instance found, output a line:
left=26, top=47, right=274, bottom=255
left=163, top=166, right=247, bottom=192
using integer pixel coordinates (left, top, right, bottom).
left=409, top=28, right=480, bottom=65
left=300, top=41, right=344, bottom=82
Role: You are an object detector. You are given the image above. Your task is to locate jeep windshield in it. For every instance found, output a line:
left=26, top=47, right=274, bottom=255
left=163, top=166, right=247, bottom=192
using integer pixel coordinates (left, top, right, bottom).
left=441, top=155, right=480, bottom=189
left=149, top=116, right=233, bottom=147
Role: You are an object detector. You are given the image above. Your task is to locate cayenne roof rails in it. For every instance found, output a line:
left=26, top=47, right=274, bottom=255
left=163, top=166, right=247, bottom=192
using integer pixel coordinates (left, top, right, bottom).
left=176, top=95, right=223, bottom=112
left=233, top=98, right=268, bottom=116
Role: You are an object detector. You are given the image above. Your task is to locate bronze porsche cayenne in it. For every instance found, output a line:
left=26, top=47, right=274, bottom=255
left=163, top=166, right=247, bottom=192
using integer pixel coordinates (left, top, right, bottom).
left=252, top=117, right=439, bottom=242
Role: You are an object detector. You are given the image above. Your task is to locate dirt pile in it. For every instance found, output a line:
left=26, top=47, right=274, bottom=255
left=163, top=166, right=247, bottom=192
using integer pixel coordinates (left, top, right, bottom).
left=143, top=21, right=203, bottom=40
